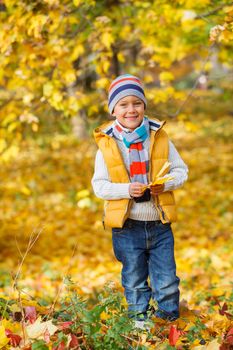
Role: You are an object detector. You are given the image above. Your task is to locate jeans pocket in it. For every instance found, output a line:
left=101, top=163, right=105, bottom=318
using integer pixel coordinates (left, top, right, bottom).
left=158, top=222, right=171, bottom=228
left=112, top=227, right=125, bottom=234
left=157, top=222, right=172, bottom=235
left=112, top=219, right=131, bottom=234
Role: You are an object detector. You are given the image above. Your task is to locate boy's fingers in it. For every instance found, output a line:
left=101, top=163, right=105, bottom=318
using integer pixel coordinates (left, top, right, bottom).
left=150, top=184, right=165, bottom=195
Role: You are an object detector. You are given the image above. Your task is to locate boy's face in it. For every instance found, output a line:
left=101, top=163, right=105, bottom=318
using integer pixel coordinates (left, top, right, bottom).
left=112, top=95, right=145, bottom=131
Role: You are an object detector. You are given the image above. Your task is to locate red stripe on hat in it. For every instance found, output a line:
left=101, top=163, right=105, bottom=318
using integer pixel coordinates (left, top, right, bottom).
left=130, top=143, right=143, bottom=151
left=109, top=77, right=141, bottom=92
left=130, top=162, right=147, bottom=176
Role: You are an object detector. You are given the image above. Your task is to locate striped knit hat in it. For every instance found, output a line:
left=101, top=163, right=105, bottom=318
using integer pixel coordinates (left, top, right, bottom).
left=108, top=74, right=147, bottom=114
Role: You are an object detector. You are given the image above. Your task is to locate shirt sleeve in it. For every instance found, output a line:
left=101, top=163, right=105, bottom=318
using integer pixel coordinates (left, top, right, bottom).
left=163, top=141, right=189, bottom=192
left=91, top=149, right=132, bottom=200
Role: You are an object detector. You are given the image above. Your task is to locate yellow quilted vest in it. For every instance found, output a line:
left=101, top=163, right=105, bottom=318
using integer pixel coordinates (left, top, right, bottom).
left=94, top=118, right=177, bottom=228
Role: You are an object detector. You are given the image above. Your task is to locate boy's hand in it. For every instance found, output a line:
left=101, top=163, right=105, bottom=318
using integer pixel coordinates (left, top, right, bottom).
left=150, top=184, right=165, bottom=196
left=129, top=182, right=144, bottom=197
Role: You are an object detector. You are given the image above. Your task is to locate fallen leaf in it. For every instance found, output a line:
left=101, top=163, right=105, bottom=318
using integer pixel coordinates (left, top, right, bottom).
left=226, top=327, right=233, bottom=344
left=25, top=306, right=37, bottom=324
left=5, top=329, right=22, bottom=347
left=58, top=321, right=73, bottom=330
left=100, top=311, right=110, bottom=320
left=205, top=339, right=221, bottom=349
left=69, top=334, right=79, bottom=348
left=56, top=340, right=66, bottom=350
left=0, top=325, right=9, bottom=349
left=169, top=325, right=182, bottom=346
left=43, top=328, right=50, bottom=343
left=26, top=317, right=58, bottom=339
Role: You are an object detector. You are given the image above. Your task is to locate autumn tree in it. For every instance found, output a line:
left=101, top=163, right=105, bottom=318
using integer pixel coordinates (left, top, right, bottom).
left=0, top=0, right=232, bottom=161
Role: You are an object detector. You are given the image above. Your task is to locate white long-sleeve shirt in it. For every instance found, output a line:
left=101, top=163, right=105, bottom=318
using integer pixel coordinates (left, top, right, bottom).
left=92, top=136, right=188, bottom=221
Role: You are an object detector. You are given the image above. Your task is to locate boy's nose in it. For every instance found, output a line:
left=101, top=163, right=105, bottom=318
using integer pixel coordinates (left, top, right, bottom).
left=128, top=104, right=136, bottom=112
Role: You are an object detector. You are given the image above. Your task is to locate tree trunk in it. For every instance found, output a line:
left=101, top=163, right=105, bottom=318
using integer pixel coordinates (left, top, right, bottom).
left=71, top=110, right=88, bottom=140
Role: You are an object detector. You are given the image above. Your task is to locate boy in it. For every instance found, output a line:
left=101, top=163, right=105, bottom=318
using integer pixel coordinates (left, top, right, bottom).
left=91, top=74, right=188, bottom=328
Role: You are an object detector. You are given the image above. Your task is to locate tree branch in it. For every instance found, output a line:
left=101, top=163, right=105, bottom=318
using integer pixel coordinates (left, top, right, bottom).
left=195, top=2, right=233, bottom=19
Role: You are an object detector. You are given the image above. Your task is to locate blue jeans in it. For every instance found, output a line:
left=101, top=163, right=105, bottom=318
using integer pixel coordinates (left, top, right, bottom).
left=112, top=218, right=180, bottom=321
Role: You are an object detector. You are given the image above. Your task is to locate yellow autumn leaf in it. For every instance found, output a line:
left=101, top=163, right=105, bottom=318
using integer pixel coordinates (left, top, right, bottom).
left=157, top=161, right=171, bottom=177
left=102, top=60, right=110, bottom=73
left=52, top=92, right=63, bottom=103
left=1, top=145, right=19, bottom=162
left=27, top=15, right=48, bottom=38
left=181, top=309, right=198, bottom=323
left=152, top=89, right=170, bottom=103
left=76, top=189, right=90, bottom=200
left=101, top=32, right=114, bottom=50
left=0, top=140, right=7, bottom=153
left=211, top=288, right=225, bottom=297
left=1, top=113, right=17, bottom=127
left=77, top=198, right=92, bottom=209
left=32, top=123, right=39, bottom=132
left=141, top=161, right=173, bottom=191
left=100, top=311, right=110, bottom=320
left=20, top=186, right=31, bottom=196
left=43, top=82, right=54, bottom=97
left=144, top=74, right=154, bottom=83
left=43, top=0, right=59, bottom=5
left=151, top=176, right=174, bottom=185
left=189, top=339, right=201, bottom=347
left=73, top=0, right=82, bottom=6
left=70, top=44, right=85, bottom=61
left=117, top=52, right=125, bottom=63
left=23, top=93, right=34, bottom=105
left=141, top=176, right=174, bottom=192
left=1, top=319, right=21, bottom=334
left=63, top=70, right=77, bottom=84
left=159, top=71, right=174, bottom=82
left=7, top=121, right=20, bottom=133
left=184, top=121, right=200, bottom=132
left=9, top=304, right=21, bottom=313
left=0, top=325, right=9, bottom=349
left=88, top=105, right=99, bottom=115
left=210, top=274, right=220, bottom=284
left=96, top=78, right=109, bottom=89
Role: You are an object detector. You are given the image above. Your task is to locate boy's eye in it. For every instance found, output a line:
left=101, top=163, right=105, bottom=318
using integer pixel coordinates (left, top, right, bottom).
left=120, top=102, right=141, bottom=106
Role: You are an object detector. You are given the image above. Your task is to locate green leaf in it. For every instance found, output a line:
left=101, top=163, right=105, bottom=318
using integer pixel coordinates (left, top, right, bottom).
left=31, top=340, right=49, bottom=350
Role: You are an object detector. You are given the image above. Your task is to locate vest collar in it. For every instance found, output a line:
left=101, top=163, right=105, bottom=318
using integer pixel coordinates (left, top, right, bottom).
left=94, top=116, right=165, bottom=139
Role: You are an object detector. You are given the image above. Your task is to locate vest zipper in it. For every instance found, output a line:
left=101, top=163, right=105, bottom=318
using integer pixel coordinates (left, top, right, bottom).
left=102, top=201, right=109, bottom=230
left=102, top=216, right=105, bottom=230
left=158, top=202, right=166, bottom=221
left=155, top=195, right=166, bottom=221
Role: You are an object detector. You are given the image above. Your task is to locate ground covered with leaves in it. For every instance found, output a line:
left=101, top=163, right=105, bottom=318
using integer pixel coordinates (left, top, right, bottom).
left=0, top=115, right=232, bottom=349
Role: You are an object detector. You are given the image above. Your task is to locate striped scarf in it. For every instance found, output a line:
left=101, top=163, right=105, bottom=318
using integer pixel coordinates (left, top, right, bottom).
left=113, top=117, right=150, bottom=184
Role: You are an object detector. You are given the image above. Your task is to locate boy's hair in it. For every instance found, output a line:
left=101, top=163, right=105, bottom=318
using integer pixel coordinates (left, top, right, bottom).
left=108, top=74, right=147, bottom=114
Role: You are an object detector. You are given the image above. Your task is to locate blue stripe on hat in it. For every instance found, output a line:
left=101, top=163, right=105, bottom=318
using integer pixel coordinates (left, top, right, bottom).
left=108, top=84, right=145, bottom=106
